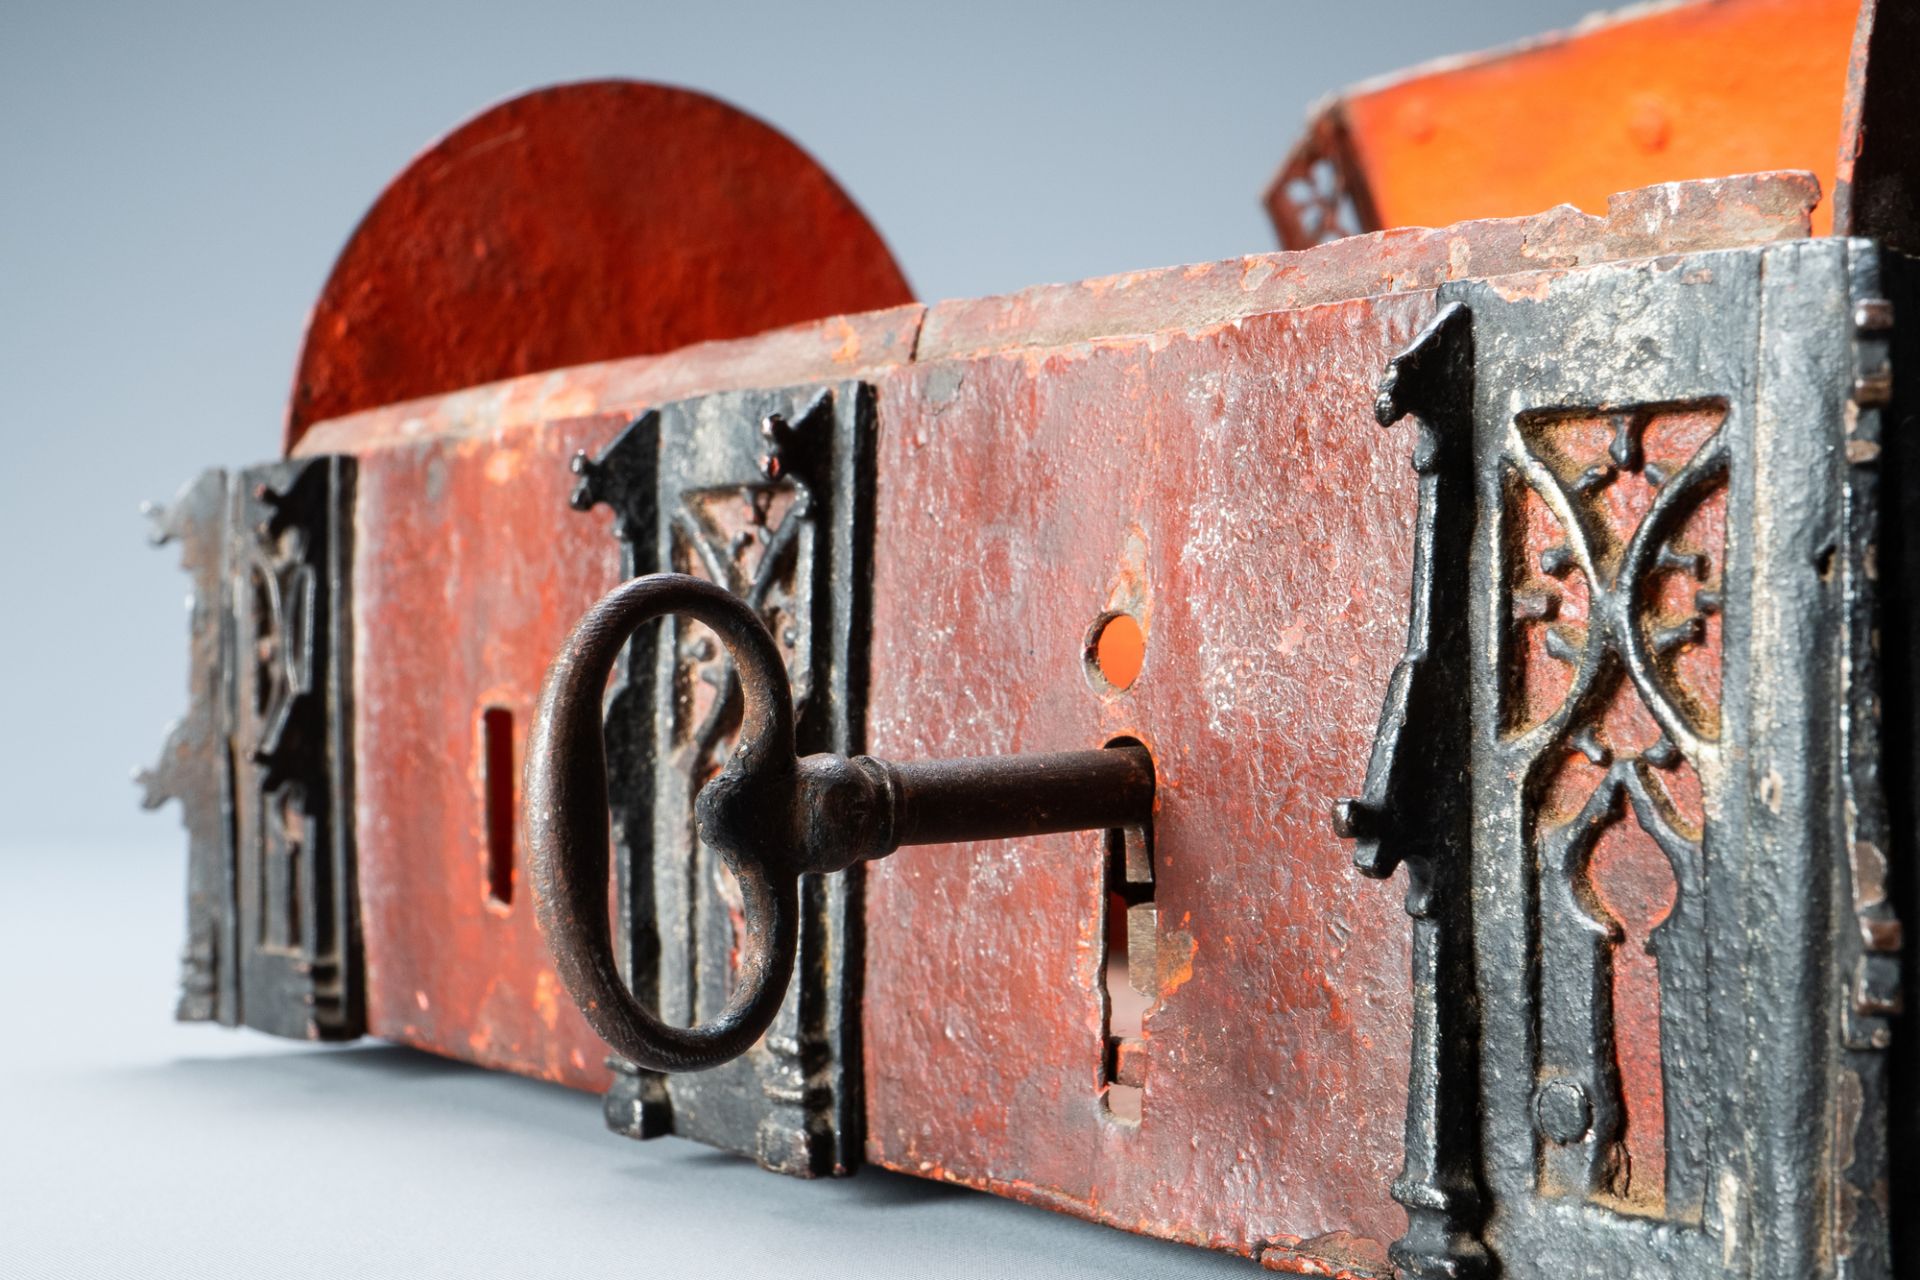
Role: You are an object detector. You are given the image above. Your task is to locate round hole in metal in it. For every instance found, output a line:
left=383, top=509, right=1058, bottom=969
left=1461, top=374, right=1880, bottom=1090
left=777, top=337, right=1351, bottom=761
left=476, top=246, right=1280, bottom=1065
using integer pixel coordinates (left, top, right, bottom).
left=1086, top=612, right=1145, bottom=691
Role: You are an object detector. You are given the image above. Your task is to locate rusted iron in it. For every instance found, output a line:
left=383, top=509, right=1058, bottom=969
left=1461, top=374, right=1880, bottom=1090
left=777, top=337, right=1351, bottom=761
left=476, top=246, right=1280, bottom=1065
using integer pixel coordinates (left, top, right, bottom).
left=559, top=380, right=883, bottom=1168
left=139, top=471, right=234, bottom=1024
left=1330, top=302, right=1481, bottom=1278
left=526, top=570, right=1155, bottom=1073
left=141, top=458, right=360, bottom=1040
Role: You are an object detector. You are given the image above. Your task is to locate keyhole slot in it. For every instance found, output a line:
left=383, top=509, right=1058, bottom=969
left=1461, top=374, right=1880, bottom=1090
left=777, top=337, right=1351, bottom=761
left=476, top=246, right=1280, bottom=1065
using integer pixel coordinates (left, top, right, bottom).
left=482, top=705, right=517, bottom=909
left=1100, top=738, right=1156, bottom=1123
left=1586, top=815, right=1679, bottom=1211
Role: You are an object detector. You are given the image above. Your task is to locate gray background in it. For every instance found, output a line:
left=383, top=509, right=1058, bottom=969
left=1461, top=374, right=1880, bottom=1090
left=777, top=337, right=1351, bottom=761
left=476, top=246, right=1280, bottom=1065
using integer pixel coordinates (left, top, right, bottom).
left=2, top=1, right=1596, bottom=1275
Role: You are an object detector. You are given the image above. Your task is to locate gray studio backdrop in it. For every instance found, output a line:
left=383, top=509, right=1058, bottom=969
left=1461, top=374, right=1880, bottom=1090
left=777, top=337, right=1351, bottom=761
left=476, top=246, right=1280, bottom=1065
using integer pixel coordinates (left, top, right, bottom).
left=2, top=4, right=1599, bottom=1277
left=2, top=0, right=1600, bottom=855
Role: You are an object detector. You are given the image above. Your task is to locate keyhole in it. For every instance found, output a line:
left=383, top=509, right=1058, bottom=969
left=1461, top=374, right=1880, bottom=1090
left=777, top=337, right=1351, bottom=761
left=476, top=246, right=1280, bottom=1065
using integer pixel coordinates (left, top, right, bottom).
left=1086, top=611, right=1145, bottom=691
left=1100, top=738, right=1155, bottom=1124
left=1586, top=817, right=1678, bottom=1210
left=482, top=706, right=516, bottom=908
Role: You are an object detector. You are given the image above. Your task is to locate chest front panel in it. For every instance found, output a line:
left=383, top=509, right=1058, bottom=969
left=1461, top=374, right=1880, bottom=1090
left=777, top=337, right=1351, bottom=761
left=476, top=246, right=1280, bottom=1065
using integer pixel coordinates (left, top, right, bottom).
left=352, top=416, right=627, bottom=1088
left=862, top=294, right=1433, bottom=1267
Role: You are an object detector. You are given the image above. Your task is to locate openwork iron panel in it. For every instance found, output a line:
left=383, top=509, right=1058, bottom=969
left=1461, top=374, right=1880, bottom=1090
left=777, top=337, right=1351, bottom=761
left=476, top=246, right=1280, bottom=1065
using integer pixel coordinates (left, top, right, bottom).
left=1349, top=241, right=1912, bottom=1279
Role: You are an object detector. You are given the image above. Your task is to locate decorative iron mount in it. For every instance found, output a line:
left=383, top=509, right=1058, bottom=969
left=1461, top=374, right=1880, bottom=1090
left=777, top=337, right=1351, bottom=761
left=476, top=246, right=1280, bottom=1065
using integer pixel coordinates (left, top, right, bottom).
left=1333, top=241, right=1916, bottom=1280
left=528, top=571, right=1156, bottom=1074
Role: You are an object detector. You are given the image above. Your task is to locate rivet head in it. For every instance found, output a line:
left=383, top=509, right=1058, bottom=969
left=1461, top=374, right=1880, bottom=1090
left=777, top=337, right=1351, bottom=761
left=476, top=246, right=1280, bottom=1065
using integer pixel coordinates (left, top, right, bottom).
left=1855, top=298, right=1894, bottom=333
left=1534, top=1079, right=1593, bottom=1144
left=1330, top=798, right=1364, bottom=840
left=1854, top=367, right=1895, bottom=408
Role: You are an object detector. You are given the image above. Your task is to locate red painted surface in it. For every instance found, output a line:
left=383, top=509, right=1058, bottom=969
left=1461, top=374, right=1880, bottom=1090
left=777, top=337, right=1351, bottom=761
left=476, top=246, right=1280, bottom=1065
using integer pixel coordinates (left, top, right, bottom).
left=864, top=294, right=1430, bottom=1266
left=1518, top=403, right=1726, bottom=1215
left=858, top=181, right=1797, bottom=1272
left=354, top=414, right=627, bottom=1087
left=343, top=320, right=923, bottom=1092
left=1588, top=819, right=1677, bottom=1207
left=286, top=81, right=914, bottom=452
left=867, top=293, right=1443, bottom=1274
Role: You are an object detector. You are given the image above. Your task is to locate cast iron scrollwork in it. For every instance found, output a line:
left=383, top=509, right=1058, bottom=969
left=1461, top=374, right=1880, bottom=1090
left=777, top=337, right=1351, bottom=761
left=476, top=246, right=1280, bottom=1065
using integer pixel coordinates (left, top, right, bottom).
left=1503, top=400, right=1726, bottom=1221
left=1343, top=298, right=1741, bottom=1274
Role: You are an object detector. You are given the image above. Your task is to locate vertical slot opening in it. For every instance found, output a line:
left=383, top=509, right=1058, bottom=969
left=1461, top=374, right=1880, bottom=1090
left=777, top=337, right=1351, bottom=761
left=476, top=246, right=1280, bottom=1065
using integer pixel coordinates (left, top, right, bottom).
left=482, top=705, right=515, bottom=908
left=1103, top=870, right=1147, bottom=1124
left=1104, top=843, right=1153, bottom=1048
left=1101, top=737, right=1154, bottom=1124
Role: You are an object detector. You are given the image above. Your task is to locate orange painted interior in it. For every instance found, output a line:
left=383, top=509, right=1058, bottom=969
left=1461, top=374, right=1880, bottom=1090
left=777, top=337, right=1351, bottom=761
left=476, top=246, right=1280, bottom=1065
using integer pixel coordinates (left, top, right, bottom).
left=1094, top=612, right=1146, bottom=690
left=1343, top=0, right=1859, bottom=234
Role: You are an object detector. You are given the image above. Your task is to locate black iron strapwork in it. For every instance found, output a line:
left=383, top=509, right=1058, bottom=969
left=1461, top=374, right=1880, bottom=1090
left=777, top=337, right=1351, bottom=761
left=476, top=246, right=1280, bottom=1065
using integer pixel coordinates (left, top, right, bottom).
left=527, top=571, right=1156, bottom=1074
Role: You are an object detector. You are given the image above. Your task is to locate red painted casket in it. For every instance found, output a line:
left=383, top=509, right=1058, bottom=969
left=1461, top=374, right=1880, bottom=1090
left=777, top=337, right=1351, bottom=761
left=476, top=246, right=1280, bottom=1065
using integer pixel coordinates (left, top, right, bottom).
left=144, top=5, right=1919, bottom=1276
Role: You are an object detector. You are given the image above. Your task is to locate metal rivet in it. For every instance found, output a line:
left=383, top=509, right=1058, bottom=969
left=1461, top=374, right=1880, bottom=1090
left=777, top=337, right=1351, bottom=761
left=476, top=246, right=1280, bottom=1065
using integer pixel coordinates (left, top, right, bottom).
left=1855, top=298, right=1894, bottom=332
left=1533, top=1079, right=1593, bottom=1144
left=1330, top=798, right=1375, bottom=841
left=1853, top=367, right=1894, bottom=408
